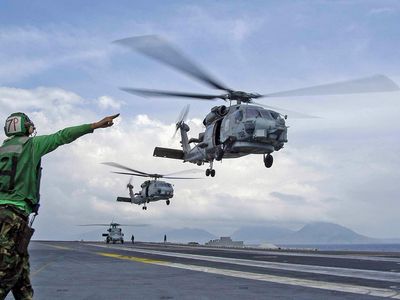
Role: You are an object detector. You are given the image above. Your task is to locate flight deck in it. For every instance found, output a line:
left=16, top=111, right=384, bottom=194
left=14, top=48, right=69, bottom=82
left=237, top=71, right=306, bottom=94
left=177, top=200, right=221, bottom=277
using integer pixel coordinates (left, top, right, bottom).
left=15, top=241, right=400, bottom=299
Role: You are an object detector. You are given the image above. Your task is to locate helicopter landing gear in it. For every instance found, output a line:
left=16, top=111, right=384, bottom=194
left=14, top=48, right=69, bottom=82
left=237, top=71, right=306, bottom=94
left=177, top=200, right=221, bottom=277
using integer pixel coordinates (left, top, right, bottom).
left=215, top=146, right=224, bottom=161
left=142, top=205, right=147, bottom=210
left=205, top=161, right=216, bottom=177
left=166, top=200, right=170, bottom=205
left=264, top=154, right=273, bottom=168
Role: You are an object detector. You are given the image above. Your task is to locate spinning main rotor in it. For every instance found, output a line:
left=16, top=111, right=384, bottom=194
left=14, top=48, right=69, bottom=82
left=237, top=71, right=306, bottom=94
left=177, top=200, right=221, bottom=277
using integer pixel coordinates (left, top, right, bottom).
left=115, top=35, right=399, bottom=108
left=102, top=162, right=202, bottom=180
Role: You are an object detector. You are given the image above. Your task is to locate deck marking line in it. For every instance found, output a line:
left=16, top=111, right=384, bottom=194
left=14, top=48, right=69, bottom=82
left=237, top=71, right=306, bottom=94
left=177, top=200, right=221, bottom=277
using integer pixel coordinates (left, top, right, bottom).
left=87, top=243, right=400, bottom=283
left=94, top=249, right=400, bottom=299
left=145, top=243, right=400, bottom=263
left=97, top=252, right=165, bottom=264
left=31, top=261, right=55, bottom=277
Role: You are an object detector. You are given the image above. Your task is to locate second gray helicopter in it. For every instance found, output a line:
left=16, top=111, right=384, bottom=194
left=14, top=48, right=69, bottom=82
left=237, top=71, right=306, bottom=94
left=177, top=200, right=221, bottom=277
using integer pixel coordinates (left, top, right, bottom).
left=103, top=162, right=200, bottom=210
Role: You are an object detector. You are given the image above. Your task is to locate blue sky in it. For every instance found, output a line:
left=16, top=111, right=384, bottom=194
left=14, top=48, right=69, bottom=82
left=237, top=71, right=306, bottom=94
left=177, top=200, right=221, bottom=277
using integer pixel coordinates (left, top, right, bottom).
left=2, top=0, right=400, bottom=118
left=1, top=1, right=400, bottom=239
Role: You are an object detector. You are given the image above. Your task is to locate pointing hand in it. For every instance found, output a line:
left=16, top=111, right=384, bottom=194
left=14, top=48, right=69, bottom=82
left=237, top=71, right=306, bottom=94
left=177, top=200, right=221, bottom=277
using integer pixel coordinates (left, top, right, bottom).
left=92, top=114, right=120, bottom=129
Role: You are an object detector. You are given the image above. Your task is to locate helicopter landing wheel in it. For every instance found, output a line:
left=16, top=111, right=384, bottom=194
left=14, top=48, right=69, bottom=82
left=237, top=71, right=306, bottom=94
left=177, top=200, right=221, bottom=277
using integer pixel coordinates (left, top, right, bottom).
left=166, top=200, right=170, bottom=205
left=205, top=169, right=210, bottom=176
left=142, top=206, right=147, bottom=210
left=210, top=169, right=216, bottom=177
left=264, top=154, right=273, bottom=168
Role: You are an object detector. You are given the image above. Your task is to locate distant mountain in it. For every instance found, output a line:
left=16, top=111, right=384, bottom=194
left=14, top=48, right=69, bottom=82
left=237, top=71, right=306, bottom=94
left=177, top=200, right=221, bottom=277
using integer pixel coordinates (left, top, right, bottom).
left=232, top=226, right=294, bottom=244
left=231, top=222, right=383, bottom=245
left=36, top=221, right=395, bottom=246
left=273, top=222, right=378, bottom=245
left=165, top=227, right=217, bottom=244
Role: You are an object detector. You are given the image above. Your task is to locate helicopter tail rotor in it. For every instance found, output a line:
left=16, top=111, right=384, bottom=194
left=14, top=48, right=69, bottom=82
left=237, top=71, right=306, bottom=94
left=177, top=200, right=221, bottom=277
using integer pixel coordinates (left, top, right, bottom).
left=173, top=104, right=190, bottom=138
left=127, top=176, right=134, bottom=189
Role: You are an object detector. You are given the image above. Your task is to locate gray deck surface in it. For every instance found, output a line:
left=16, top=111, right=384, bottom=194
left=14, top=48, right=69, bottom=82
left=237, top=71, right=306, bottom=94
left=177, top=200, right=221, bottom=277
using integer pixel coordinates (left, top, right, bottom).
left=6, top=241, right=400, bottom=299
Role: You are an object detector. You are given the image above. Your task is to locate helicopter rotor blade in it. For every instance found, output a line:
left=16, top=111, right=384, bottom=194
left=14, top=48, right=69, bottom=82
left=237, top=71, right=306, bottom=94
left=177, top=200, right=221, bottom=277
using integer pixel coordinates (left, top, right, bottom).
left=173, top=105, right=190, bottom=139
left=112, top=171, right=149, bottom=178
left=78, top=224, right=111, bottom=226
left=102, top=162, right=149, bottom=176
left=181, top=104, right=190, bottom=123
left=113, top=171, right=165, bottom=179
left=114, top=35, right=231, bottom=91
left=78, top=223, right=148, bottom=227
left=117, top=224, right=149, bottom=227
left=252, top=101, right=320, bottom=119
left=120, top=88, right=224, bottom=101
left=261, top=75, right=399, bottom=98
left=164, top=169, right=204, bottom=176
left=162, top=176, right=202, bottom=179
left=113, top=171, right=201, bottom=180
left=127, top=176, right=134, bottom=188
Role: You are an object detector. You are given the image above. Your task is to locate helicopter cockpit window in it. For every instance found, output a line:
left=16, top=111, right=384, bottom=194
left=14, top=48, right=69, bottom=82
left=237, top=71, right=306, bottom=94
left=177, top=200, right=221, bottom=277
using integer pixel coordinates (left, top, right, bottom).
left=269, top=111, right=280, bottom=119
left=246, top=108, right=261, bottom=119
left=234, top=110, right=243, bottom=123
left=260, top=110, right=273, bottom=120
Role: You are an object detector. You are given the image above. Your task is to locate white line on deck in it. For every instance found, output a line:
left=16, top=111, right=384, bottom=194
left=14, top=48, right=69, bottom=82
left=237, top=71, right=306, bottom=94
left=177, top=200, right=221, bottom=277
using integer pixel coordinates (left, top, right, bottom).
left=88, top=243, right=400, bottom=283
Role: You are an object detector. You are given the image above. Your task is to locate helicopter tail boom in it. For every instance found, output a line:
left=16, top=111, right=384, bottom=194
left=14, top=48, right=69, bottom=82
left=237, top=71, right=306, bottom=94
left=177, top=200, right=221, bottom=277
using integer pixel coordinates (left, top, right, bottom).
left=117, top=197, right=132, bottom=203
left=153, top=147, right=184, bottom=160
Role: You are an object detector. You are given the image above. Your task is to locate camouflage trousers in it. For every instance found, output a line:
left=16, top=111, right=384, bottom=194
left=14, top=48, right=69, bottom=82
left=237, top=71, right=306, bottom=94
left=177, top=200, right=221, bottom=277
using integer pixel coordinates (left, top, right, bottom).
left=0, top=206, right=33, bottom=300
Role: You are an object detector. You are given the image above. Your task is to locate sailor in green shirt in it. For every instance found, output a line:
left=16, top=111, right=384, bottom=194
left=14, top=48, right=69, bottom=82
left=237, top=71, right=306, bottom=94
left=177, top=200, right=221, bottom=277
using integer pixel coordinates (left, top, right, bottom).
left=0, top=112, right=119, bottom=300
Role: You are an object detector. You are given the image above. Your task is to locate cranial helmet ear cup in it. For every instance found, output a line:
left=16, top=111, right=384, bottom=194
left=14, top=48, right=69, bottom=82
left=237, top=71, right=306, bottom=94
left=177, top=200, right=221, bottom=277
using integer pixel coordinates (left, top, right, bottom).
left=4, top=112, right=34, bottom=137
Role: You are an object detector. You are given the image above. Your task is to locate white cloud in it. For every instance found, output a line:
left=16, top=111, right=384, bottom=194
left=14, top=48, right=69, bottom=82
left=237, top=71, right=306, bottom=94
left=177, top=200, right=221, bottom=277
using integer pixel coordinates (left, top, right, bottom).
left=367, top=7, right=397, bottom=16
left=2, top=86, right=399, bottom=239
left=97, top=95, right=123, bottom=110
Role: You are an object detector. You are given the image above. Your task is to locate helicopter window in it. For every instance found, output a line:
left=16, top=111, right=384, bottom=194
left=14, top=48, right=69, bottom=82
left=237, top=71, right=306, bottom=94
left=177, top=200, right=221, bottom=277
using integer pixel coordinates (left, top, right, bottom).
left=260, top=110, right=273, bottom=120
left=246, top=108, right=261, bottom=119
left=269, top=111, right=280, bottom=119
left=234, top=110, right=243, bottom=123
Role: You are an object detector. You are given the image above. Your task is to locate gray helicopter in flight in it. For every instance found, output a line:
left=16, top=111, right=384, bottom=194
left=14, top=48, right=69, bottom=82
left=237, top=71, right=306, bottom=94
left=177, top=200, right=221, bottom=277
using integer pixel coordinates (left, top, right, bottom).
left=79, top=222, right=147, bottom=244
left=103, top=162, right=201, bottom=210
left=114, top=35, right=399, bottom=177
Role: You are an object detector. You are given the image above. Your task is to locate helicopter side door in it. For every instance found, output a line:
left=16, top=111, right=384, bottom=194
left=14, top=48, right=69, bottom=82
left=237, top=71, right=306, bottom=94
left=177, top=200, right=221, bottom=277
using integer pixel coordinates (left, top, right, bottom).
left=140, top=181, right=150, bottom=198
left=212, top=119, right=223, bottom=147
left=203, top=125, right=215, bottom=150
left=220, top=108, right=244, bottom=142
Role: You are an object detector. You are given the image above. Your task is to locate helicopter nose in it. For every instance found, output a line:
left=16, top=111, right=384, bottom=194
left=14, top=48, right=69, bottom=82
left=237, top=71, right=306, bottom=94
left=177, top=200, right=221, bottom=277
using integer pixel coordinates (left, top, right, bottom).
left=253, top=118, right=288, bottom=143
left=160, top=187, right=174, bottom=195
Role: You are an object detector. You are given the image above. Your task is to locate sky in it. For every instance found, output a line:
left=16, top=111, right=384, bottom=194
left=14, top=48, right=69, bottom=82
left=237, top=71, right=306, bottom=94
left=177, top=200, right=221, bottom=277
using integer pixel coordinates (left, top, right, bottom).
left=1, top=0, right=400, bottom=240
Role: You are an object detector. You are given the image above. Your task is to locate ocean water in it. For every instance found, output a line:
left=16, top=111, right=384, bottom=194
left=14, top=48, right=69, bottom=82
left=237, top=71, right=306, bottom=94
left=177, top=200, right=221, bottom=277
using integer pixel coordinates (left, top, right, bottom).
left=279, top=244, right=400, bottom=252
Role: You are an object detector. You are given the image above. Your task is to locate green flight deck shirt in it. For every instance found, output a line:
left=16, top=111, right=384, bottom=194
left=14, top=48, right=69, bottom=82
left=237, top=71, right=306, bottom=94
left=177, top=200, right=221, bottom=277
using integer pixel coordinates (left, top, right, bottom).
left=0, top=124, right=94, bottom=215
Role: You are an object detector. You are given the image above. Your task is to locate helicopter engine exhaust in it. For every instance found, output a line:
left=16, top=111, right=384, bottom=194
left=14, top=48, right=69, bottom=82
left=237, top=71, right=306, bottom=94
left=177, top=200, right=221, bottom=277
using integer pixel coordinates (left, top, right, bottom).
left=203, top=105, right=229, bottom=126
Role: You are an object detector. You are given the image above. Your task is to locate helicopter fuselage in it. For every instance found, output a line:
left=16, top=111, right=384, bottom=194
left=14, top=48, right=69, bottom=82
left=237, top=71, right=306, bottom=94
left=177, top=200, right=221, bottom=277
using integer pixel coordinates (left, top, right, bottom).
left=154, top=104, right=288, bottom=176
left=179, top=104, right=287, bottom=160
left=103, top=224, right=124, bottom=244
left=117, top=179, right=174, bottom=210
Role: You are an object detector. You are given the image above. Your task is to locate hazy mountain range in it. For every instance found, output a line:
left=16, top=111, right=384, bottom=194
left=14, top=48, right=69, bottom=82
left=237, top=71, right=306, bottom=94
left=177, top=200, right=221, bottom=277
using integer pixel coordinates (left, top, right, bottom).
left=232, top=222, right=380, bottom=245
left=48, top=222, right=400, bottom=245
